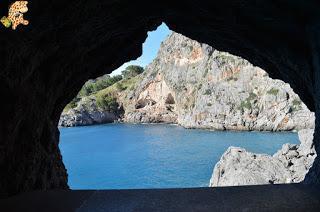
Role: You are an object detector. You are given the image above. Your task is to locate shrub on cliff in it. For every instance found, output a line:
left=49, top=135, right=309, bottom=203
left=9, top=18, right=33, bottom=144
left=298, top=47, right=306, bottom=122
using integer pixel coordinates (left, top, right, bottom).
left=79, top=74, right=123, bottom=96
left=267, top=88, right=279, bottom=96
left=96, top=94, right=119, bottom=112
left=122, top=65, right=144, bottom=79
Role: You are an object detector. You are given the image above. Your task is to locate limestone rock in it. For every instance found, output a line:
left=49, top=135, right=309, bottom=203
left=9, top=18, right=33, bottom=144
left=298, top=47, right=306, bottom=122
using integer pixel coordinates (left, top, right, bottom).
left=209, top=147, right=292, bottom=187
left=120, top=32, right=315, bottom=131
left=210, top=129, right=316, bottom=187
left=59, top=97, right=119, bottom=127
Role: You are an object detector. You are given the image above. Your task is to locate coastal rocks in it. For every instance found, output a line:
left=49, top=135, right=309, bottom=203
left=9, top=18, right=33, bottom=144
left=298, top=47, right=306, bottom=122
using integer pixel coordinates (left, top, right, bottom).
left=124, top=110, right=177, bottom=123
left=209, top=147, right=292, bottom=186
left=210, top=129, right=316, bottom=187
left=59, top=97, right=119, bottom=127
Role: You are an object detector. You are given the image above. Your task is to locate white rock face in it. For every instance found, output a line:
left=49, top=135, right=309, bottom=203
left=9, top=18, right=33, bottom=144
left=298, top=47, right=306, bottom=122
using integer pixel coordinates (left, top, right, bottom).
left=122, top=32, right=315, bottom=131
left=210, top=129, right=316, bottom=187
left=123, top=77, right=178, bottom=123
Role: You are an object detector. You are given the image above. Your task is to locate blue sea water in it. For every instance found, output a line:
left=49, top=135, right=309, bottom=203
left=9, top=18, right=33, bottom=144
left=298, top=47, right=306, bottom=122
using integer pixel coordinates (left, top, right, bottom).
left=59, top=123, right=300, bottom=189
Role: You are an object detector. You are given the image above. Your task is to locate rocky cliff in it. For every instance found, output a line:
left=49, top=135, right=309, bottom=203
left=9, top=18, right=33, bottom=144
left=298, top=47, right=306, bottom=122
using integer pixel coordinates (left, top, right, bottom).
left=210, top=129, right=316, bottom=187
left=123, top=33, right=314, bottom=131
left=60, top=32, right=314, bottom=131
left=59, top=97, right=119, bottom=127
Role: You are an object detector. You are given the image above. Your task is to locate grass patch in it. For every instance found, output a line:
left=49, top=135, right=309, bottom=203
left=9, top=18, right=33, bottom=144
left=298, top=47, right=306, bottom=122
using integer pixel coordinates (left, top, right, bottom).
left=240, top=100, right=252, bottom=110
left=292, top=98, right=302, bottom=106
left=203, top=69, right=209, bottom=77
left=248, top=92, right=257, bottom=101
left=267, top=88, right=279, bottom=96
left=291, top=98, right=302, bottom=112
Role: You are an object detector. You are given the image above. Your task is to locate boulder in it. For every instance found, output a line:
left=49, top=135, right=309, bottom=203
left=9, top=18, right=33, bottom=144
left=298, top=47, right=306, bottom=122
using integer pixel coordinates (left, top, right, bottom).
left=210, top=129, right=316, bottom=187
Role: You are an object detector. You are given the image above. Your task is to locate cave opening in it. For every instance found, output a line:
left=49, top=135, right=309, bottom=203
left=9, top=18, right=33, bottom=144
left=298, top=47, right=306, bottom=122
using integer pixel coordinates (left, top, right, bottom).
left=58, top=23, right=315, bottom=190
left=1, top=3, right=320, bottom=205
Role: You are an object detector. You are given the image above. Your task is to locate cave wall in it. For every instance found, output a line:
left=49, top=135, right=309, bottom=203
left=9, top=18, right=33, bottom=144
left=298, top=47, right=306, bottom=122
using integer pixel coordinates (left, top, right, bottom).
left=0, top=0, right=319, bottom=197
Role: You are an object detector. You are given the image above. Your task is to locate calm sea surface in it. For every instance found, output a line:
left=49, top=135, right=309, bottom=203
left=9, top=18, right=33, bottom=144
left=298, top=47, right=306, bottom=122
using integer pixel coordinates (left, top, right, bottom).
left=59, top=123, right=299, bottom=189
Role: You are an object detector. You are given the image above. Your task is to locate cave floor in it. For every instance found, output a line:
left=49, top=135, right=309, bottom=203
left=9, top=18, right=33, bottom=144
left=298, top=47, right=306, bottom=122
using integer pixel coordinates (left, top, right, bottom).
left=0, top=184, right=320, bottom=211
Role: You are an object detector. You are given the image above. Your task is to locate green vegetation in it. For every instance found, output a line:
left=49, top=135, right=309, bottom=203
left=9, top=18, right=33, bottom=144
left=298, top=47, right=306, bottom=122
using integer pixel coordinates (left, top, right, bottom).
left=79, top=75, right=123, bottom=97
left=240, top=100, right=252, bottom=110
left=238, top=92, right=258, bottom=111
left=114, top=76, right=141, bottom=92
left=95, top=74, right=142, bottom=99
left=203, top=68, right=209, bottom=77
left=96, top=94, right=118, bottom=112
left=204, top=89, right=212, bottom=95
left=292, top=98, right=302, bottom=106
left=116, top=83, right=126, bottom=91
left=248, top=92, right=257, bottom=101
left=63, top=97, right=80, bottom=112
left=291, top=98, right=302, bottom=112
left=121, top=65, right=144, bottom=79
left=267, top=88, right=279, bottom=96
left=64, top=65, right=144, bottom=112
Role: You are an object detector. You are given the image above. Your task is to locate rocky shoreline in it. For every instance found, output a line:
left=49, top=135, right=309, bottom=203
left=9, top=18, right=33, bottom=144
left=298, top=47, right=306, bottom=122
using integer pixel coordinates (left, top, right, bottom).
left=59, top=97, right=120, bottom=127
left=210, top=129, right=316, bottom=187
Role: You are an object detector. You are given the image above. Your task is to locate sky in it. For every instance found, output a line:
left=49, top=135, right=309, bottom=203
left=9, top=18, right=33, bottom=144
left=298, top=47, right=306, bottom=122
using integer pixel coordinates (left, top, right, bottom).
left=111, top=23, right=171, bottom=76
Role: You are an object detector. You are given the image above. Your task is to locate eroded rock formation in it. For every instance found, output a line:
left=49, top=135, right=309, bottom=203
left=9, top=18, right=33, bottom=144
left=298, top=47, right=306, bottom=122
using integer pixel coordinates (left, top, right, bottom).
left=210, top=129, right=316, bottom=187
left=122, top=33, right=315, bottom=131
left=1, top=0, right=320, bottom=197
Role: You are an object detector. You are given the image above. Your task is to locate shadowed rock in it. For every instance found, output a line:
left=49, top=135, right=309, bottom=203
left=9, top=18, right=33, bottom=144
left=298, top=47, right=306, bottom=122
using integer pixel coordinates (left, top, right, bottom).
left=1, top=0, right=320, bottom=197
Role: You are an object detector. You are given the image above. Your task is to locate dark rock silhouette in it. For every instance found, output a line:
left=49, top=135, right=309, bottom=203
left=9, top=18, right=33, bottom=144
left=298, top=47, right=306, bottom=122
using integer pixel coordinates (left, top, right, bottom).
left=0, top=0, right=320, bottom=197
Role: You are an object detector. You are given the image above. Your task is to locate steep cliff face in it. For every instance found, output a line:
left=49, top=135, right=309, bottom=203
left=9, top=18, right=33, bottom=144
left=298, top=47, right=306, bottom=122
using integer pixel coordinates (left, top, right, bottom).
left=121, top=33, right=314, bottom=131
left=60, top=32, right=315, bottom=130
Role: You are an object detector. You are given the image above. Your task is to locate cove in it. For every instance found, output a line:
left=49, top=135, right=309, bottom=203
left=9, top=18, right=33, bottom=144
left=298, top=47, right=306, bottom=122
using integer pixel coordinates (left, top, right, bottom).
left=59, top=123, right=300, bottom=189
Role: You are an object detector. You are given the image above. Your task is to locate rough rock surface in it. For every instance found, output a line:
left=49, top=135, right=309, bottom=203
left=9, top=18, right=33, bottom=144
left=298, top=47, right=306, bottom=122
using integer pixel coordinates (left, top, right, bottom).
left=210, top=129, right=316, bottom=187
left=59, top=97, right=119, bottom=127
left=121, top=33, right=315, bottom=131
left=1, top=0, right=320, bottom=197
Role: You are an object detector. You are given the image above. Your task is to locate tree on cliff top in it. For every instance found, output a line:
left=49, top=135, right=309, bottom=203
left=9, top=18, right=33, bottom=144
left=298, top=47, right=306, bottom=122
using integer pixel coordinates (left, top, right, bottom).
left=122, top=65, right=144, bottom=79
left=79, top=74, right=123, bottom=96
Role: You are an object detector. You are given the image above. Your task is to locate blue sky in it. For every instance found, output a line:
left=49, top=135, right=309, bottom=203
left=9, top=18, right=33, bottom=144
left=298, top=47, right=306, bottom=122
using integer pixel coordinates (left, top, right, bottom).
left=111, top=23, right=171, bottom=76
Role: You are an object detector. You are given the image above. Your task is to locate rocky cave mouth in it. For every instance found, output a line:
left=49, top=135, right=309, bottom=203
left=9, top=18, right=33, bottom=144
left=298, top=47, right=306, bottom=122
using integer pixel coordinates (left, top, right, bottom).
left=1, top=1, right=320, bottom=198
left=58, top=24, right=316, bottom=190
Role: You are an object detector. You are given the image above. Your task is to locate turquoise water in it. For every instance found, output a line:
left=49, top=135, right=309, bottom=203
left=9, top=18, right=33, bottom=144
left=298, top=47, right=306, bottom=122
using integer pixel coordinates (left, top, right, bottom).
left=59, top=123, right=300, bottom=189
